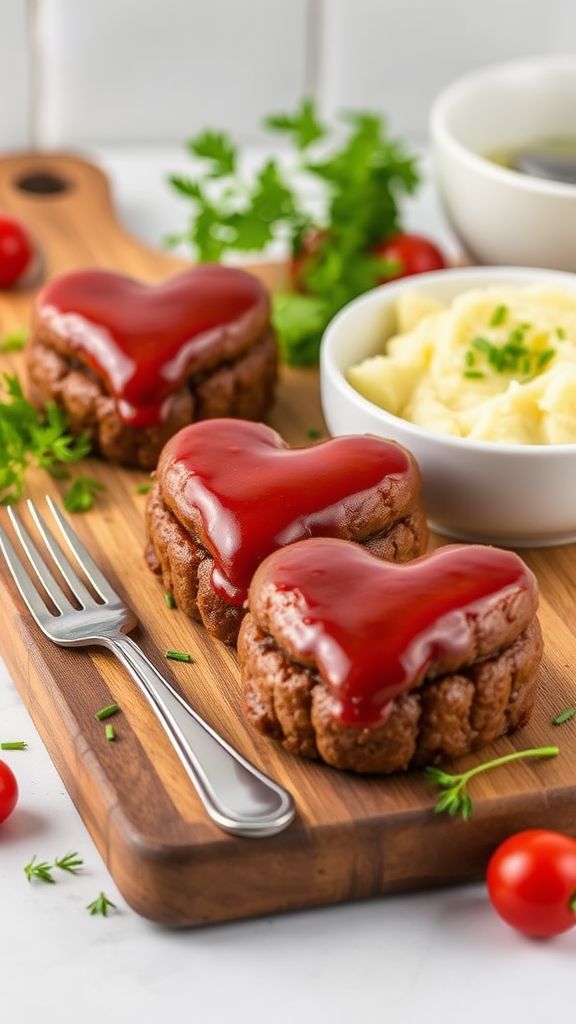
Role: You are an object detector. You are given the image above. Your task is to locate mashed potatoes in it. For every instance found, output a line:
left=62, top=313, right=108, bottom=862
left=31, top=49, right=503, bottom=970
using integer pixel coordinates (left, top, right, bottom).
left=347, top=286, right=576, bottom=444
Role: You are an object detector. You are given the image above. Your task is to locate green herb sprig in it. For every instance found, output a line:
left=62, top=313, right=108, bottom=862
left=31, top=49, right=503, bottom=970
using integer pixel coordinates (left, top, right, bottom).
left=425, top=746, right=559, bottom=820
left=86, top=892, right=117, bottom=917
left=168, top=100, right=420, bottom=365
left=63, top=475, right=104, bottom=513
left=24, top=856, right=56, bottom=884
left=54, top=851, right=84, bottom=874
left=0, top=374, right=95, bottom=506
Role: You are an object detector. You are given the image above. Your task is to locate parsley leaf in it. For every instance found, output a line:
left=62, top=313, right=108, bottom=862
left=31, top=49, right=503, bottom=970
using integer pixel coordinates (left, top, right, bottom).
left=0, top=375, right=91, bottom=505
left=187, top=130, right=236, bottom=176
left=168, top=100, right=420, bottom=366
left=63, top=475, right=104, bottom=513
left=264, top=98, right=326, bottom=150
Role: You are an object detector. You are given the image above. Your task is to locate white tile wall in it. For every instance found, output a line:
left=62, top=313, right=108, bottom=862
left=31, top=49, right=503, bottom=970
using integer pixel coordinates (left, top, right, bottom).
left=320, top=0, right=576, bottom=140
left=37, top=0, right=311, bottom=146
left=0, top=1, right=32, bottom=147
left=1, top=0, right=576, bottom=150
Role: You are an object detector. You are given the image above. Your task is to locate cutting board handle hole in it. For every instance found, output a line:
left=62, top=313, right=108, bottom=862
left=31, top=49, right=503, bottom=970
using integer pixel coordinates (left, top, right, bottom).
left=15, top=170, right=71, bottom=196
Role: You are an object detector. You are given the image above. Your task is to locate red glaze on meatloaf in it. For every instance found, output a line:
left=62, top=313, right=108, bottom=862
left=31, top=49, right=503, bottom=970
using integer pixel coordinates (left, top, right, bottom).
left=145, top=419, right=428, bottom=644
left=26, top=265, right=277, bottom=468
left=238, top=537, right=543, bottom=773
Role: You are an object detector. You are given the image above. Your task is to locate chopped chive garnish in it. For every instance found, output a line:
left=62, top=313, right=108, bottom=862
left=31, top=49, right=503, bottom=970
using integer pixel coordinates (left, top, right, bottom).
left=165, top=649, right=193, bottom=663
left=463, top=370, right=485, bottom=379
left=0, top=741, right=27, bottom=750
left=552, top=708, right=576, bottom=726
left=464, top=350, right=475, bottom=367
left=95, top=703, right=119, bottom=721
left=307, top=427, right=323, bottom=440
left=536, top=349, right=555, bottom=369
left=556, top=326, right=566, bottom=340
left=165, top=592, right=177, bottom=609
left=135, top=482, right=152, bottom=495
left=489, top=304, right=507, bottom=326
left=105, top=724, right=116, bottom=742
left=0, top=329, right=28, bottom=352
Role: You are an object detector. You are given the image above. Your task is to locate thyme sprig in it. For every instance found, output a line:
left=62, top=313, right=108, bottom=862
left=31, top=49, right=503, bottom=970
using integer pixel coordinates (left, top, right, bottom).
left=425, top=746, right=560, bottom=820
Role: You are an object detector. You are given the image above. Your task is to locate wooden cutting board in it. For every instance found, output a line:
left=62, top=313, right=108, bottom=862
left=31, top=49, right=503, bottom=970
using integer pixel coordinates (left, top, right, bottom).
left=1, top=152, right=575, bottom=927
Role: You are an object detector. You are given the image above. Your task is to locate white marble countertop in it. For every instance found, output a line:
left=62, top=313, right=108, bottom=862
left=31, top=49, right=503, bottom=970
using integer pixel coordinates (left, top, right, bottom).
left=1, top=147, right=573, bottom=1023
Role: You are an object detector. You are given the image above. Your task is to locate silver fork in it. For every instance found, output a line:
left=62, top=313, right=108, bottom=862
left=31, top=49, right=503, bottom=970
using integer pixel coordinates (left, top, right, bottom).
left=0, top=497, right=295, bottom=838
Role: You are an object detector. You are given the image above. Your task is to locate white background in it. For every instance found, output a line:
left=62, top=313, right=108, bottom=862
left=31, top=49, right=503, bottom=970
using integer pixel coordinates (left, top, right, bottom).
left=0, top=1, right=575, bottom=1019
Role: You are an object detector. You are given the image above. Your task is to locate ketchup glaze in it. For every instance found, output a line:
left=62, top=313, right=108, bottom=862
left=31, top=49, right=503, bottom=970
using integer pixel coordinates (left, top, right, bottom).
left=250, top=537, right=536, bottom=727
left=36, top=266, right=268, bottom=428
left=166, top=419, right=415, bottom=606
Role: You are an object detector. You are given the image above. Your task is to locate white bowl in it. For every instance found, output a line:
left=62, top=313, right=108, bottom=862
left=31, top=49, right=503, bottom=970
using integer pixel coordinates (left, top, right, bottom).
left=320, top=266, right=576, bottom=547
left=431, top=56, right=576, bottom=270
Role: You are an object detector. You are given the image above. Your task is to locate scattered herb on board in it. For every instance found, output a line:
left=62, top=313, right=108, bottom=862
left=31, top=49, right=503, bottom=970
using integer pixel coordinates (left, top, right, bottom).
left=63, top=475, right=105, bottom=513
left=54, top=851, right=84, bottom=875
left=0, top=374, right=92, bottom=505
left=86, top=892, right=117, bottom=917
left=165, top=649, right=193, bottom=663
left=135, top=482, right=152, bottom=495
left=168, top=100, right=421, bottom=366
left=306, top=426, right=323, bottom=440
left=552, top=708, right=576, bottom=726
left=0, top=328, right=28, bottom=353
left=0, top=740, right=27, bottom=750
left=95, top=703, right=120, bottom=722
left=164, top=592, right=177, bottom=609
left=425, top=746, right=560, bottom=820
left=24, top=856, right=56, bottom=884
left=105, top=723, right=116, bottom=742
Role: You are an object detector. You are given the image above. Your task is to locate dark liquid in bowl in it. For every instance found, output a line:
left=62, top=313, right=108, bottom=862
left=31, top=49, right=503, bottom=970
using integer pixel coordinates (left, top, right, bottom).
left=487, top=136, right=576, bottom=185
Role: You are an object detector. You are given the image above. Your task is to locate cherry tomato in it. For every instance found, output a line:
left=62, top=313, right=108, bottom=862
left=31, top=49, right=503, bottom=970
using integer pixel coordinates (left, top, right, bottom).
left=0, top=215, right=33, bottom=288
left=374, top=232, right=446, bottom=281
left=0, top=759, right=18, bottom=823
left=487, top=829, right=576, bottom=938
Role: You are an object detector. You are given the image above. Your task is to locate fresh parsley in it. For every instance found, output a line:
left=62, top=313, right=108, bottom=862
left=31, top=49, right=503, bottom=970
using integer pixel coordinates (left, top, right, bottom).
left=0, top=374, right=92, bottom=505
left=425, top=746, right=559, bottom=820
left=63, top=475, right=104, bottom=513
left=168, top=100, right=419, bottom=365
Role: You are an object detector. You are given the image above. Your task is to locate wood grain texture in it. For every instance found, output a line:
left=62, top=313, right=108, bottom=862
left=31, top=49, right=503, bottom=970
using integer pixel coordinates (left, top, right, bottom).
left=1, top=152, right=575, bottom=927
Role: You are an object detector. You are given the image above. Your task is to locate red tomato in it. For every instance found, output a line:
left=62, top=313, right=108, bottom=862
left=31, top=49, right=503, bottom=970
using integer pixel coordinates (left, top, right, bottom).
left=0, top=760, right=18, bottom=823
left=0, top=215, right=33, bottom=288
left=374, top=232, right=446, bottom=281
left=487, top=830, right=576, bottom=938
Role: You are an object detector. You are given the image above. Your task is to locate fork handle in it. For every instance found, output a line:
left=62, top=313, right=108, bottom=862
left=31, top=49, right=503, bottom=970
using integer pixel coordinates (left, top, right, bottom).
left=106, top=634, right=295, bottom=838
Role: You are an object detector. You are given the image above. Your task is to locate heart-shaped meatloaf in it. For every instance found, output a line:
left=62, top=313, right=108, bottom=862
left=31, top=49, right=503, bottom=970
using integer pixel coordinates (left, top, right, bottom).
left=238, top=538, right=543, bottom=773
left=26, top=266, right=277, bottom=468
left=145, top=419, right=428, bottom=644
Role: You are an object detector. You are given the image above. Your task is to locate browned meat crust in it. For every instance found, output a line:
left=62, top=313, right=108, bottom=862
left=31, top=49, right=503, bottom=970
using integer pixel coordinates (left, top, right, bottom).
left=26, top=327, right=278, bottom=469
left=237, top=613, right=543, bottom=773
left=145, top=480, right=429, bottom=646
